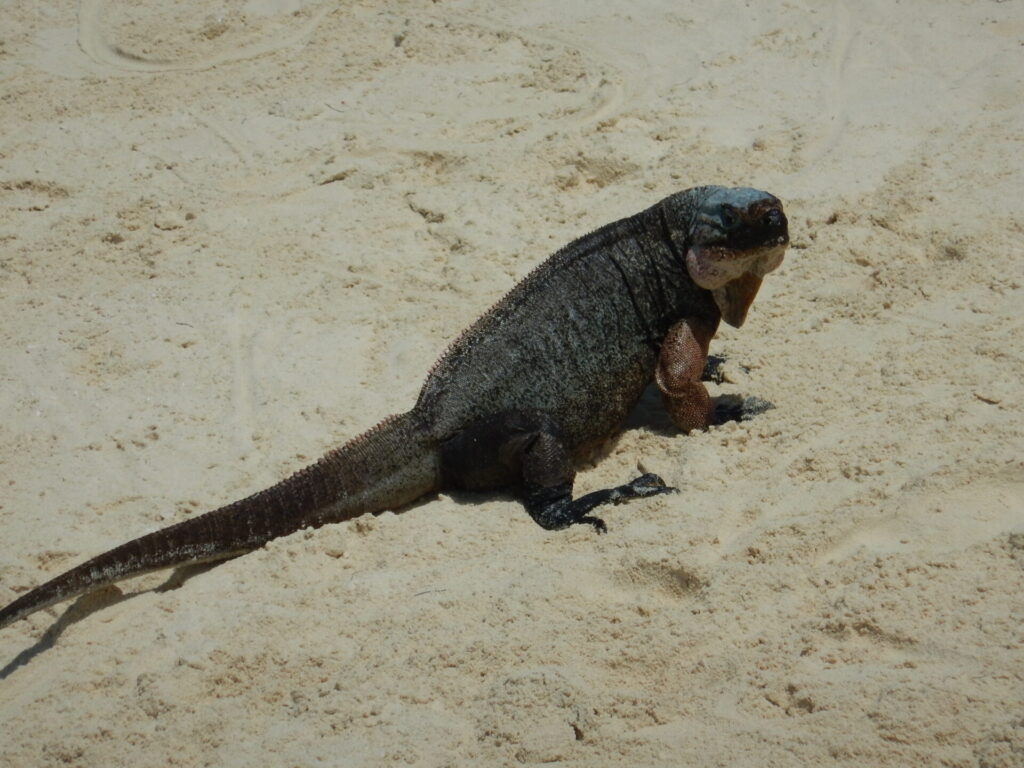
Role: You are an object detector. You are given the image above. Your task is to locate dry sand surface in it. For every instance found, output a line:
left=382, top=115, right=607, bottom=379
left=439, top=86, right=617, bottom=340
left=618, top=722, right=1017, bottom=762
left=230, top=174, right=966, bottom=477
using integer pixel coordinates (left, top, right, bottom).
left=1, top=0, right=1022, bottom=766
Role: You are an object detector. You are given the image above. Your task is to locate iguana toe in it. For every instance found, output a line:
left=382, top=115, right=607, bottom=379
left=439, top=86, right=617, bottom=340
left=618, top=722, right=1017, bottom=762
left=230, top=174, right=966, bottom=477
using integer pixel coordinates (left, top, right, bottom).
left=620, top=473, right=679, bottom=500
left=714, top=394, right=775, bottom=424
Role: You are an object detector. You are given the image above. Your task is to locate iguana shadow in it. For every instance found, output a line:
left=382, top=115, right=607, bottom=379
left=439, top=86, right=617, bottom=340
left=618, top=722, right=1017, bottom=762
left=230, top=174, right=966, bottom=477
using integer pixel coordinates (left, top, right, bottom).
left=0, top=560, right=224, bottom=679
left=1, top=380, right=771, bottom=675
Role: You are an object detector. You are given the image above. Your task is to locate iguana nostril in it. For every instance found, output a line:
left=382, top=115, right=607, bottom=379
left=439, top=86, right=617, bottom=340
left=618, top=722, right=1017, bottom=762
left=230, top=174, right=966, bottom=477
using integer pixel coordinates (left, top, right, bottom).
left=765, top=208, right=784, bottom=230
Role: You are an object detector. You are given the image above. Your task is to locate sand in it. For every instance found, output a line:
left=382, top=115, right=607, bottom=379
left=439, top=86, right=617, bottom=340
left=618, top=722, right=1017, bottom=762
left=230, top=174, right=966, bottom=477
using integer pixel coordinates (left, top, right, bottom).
left=1, top=0, right=1022, bottom=765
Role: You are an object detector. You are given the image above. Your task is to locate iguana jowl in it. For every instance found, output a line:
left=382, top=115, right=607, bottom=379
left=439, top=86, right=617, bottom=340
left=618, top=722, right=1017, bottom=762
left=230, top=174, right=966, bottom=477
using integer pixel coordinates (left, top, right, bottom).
left=0, top=185, right=789, bottom=631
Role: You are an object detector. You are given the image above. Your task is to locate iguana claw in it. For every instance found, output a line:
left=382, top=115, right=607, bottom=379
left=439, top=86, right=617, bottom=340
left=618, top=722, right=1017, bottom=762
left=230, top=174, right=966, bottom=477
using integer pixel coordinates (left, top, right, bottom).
left=620, top=473, right=679, bottom=501
left=714, top=394, right=775, bottom=424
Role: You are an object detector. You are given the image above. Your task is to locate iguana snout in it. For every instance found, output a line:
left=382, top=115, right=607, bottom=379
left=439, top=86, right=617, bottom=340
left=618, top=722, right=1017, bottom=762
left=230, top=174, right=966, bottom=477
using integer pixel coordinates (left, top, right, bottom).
left=684, top=188, right=789, bottom=327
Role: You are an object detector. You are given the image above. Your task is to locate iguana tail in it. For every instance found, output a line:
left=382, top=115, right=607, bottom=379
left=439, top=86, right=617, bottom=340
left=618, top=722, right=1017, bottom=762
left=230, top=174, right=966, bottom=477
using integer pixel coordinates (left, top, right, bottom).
left=0, top=410, right=438, bottom=631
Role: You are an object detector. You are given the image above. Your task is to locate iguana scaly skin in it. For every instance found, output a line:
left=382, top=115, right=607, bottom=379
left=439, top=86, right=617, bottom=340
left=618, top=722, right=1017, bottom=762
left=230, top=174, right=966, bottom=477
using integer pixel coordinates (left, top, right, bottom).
left=0, top=186, right=789, bottom=631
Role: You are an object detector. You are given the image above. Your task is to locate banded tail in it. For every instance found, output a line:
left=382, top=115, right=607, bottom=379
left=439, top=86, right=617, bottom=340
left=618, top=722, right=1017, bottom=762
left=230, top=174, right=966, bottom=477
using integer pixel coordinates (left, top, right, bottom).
left=0, top=411, right=438, bottom=631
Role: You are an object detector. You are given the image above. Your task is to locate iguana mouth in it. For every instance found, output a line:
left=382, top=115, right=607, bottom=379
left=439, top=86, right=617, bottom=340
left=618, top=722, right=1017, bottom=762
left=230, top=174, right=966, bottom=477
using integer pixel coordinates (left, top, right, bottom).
left=686, top=197, right=789, bottom=327
left=687, top=242, right=786, bottom=327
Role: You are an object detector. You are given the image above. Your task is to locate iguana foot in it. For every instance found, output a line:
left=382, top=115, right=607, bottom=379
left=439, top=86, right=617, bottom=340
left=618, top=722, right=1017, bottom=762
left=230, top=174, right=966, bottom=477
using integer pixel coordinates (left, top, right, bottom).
left=618, top=473, right=679, bottom=501
left=714, top=394, right=774, bottom=424
left=702, top=354, right=728, bottom=384
left=441, top=411, right=679, bottom=533
left=525, top=474, right=677, bottom=532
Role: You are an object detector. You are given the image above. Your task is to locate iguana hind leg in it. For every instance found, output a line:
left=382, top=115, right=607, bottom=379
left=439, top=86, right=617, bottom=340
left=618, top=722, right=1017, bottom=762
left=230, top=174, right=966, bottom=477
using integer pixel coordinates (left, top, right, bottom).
left=440, top=411, right=675, bottom=532
left=522, top=464, right=673, bottom=533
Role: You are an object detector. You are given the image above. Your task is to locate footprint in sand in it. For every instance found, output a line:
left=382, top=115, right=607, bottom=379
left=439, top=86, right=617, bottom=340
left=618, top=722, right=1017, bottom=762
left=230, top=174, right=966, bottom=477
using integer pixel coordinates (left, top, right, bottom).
left=75, top=0, right=330, bottom=74
left=315, top=13, right=640, bottom=147
left=816, top=465, right=1024, bottom=564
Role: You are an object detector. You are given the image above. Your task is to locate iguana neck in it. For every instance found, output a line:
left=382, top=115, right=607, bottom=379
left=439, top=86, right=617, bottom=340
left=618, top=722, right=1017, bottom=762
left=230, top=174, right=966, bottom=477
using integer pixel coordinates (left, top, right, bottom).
left=602, top=203, right=720, bottom=348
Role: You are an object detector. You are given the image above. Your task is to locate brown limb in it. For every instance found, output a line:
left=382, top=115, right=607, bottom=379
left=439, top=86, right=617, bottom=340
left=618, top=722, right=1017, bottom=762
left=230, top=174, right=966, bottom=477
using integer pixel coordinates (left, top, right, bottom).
left=656, top=317, right=719, bottom=433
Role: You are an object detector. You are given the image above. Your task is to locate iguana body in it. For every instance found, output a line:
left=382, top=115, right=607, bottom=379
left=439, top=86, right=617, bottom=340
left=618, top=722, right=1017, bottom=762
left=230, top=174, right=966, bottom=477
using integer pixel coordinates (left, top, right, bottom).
left=0, top=185, right=788, bottom=631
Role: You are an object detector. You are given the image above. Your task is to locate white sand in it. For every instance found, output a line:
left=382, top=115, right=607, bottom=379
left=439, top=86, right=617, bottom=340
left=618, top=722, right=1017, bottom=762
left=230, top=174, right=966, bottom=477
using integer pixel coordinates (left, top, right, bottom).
left=1, top=1, right=1022, bottom=765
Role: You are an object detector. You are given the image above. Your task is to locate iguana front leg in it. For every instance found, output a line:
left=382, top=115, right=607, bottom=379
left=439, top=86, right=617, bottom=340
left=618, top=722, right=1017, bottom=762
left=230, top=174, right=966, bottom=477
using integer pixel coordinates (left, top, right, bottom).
left=441, top=411, right=675, bottom=532
left=656, top=317, right=718, bottom=433
left=658, top=318, right=775, bottom=430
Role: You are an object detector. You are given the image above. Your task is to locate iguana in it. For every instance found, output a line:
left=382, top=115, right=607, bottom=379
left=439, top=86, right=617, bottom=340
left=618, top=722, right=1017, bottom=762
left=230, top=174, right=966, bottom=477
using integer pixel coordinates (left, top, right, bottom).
left=0, top=185, right=788, bottom=631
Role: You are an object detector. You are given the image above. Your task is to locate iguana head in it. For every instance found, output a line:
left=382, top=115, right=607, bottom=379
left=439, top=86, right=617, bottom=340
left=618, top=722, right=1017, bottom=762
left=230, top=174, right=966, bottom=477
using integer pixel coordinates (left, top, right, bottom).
left=675, top=186, right=789, bottom=328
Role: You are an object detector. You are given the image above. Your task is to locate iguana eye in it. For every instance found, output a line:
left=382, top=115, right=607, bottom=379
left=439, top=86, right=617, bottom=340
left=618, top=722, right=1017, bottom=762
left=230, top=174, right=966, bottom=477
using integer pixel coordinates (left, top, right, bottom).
left=719, top=204, right=739, bottom=230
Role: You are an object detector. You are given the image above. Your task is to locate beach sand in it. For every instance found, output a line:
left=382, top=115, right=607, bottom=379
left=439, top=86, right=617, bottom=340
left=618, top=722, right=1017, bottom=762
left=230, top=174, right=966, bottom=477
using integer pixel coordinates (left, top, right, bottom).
left=1, top=1, right=1022, bottom=765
